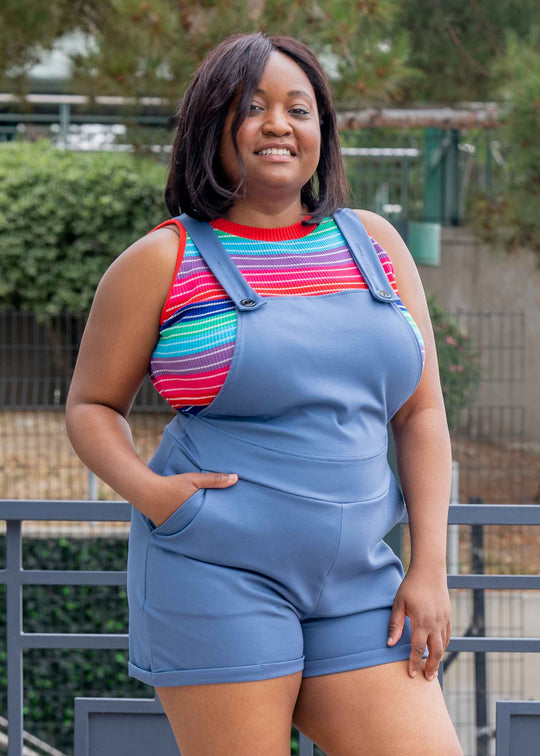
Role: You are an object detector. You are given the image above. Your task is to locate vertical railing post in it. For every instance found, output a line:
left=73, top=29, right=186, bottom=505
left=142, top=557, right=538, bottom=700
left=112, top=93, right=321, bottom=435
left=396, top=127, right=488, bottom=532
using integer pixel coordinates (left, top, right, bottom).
left=470, top=496, right=488, bottom=756
left=448, top=460, right=460, bottom=575
left=298, top=730, right=314, bottom=755
left=59, top=103, right=71, bottom=149
left=484, top=130, right=493, bottom=198
left=423, top=127, right=442, bottom=223
left=6, top=520, right=23, bottom=756
left=445, top=129, right=460, bottom=226
left=88, top=470, right=98, bottom=501
left=401, top=156, right=410, bottom=221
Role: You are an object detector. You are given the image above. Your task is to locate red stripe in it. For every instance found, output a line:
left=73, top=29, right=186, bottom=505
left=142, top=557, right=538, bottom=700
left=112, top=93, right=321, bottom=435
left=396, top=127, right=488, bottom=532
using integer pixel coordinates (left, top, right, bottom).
left=210, top=214, right=317, bottom=241
left=146, top=219, right=188, bottom=326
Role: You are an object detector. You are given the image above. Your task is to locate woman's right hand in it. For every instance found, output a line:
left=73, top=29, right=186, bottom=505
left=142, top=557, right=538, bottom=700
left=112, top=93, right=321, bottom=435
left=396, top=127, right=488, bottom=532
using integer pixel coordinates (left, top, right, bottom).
left=136, top=471, right=239, bottom=528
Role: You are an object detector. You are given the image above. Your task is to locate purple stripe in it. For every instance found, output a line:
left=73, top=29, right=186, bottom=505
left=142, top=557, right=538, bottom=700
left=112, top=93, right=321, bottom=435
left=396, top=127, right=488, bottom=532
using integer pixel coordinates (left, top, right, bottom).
left=177, top=245, right=355, bottom=278
left=226, top=246, right=355, bottom=269
left=150, top=341, right=235, bottom=375
left=176, top=257, right=213, bottom=277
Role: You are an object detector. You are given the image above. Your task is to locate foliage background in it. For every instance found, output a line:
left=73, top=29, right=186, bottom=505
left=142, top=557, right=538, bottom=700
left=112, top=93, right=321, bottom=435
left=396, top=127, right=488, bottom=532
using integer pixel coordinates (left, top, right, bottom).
left=1, top=0, right=538, bottom=104
left=0, top=141, right=166, bottom=318
left=2, top=2, right=540, bottom=251
left=469, top=27, right=540, bottom=257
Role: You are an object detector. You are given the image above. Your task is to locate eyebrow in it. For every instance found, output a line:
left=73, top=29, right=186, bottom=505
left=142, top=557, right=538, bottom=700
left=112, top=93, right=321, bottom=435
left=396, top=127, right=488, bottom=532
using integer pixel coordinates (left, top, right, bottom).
left=254, top=88, right=315, bottom=106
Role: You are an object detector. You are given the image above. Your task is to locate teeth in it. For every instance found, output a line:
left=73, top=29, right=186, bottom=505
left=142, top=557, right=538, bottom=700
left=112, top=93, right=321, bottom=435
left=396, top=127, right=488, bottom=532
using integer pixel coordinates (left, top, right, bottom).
left=257, top=148, right=292, bottom=156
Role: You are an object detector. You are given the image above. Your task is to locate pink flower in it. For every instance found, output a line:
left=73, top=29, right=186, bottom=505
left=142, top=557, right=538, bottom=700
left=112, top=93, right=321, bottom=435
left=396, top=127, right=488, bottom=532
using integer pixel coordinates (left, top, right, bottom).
left=445, top=335, right=458, bottom=346
left=449, top=364, right=457, bottom=372
left=456, top=365, right=464, bottom=372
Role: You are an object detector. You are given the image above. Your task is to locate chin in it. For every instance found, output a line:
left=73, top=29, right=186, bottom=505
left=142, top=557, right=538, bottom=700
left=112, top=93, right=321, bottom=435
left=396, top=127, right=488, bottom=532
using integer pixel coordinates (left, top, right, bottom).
left=247, top=174, right=307, bottom=191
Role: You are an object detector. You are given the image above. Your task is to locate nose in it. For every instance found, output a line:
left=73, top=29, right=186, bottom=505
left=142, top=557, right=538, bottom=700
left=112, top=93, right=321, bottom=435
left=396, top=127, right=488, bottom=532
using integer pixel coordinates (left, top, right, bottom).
left=262, top=106, right=292, bottom=136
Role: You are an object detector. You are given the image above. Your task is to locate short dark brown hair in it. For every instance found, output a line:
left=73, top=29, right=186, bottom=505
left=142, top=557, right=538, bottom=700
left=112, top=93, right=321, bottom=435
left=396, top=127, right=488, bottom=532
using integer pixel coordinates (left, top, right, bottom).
left=164, top=32, right=351, bottom=225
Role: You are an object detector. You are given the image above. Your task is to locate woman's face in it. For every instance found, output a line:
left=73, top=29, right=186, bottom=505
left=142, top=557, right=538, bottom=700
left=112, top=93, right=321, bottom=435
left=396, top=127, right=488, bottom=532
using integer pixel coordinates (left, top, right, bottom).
left=218, top=51, right=321, bottom=199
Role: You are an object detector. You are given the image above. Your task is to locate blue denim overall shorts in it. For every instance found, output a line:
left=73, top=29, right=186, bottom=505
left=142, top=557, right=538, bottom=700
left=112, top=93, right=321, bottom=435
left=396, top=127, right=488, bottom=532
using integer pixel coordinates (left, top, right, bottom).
left=127, top=208, right=429, bottom=687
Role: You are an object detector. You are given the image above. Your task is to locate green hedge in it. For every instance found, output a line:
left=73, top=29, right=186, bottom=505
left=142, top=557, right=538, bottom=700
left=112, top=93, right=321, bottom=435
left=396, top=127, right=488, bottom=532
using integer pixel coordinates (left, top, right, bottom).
left=0, top=534, right=315, bottom=755
left=0, top=140, right=167, bottom=319
left=0, top=535, right=154, bottom=755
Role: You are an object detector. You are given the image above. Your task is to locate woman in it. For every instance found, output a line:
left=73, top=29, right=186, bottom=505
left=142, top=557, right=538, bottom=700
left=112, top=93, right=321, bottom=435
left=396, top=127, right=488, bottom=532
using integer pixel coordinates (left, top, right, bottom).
left=65, top=31, right=463, bottom=756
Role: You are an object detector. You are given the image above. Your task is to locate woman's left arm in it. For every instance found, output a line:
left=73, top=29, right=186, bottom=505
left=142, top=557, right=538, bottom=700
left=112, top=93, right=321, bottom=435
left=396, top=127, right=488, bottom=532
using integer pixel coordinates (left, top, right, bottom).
left=355, top=209, right=453, bottom=683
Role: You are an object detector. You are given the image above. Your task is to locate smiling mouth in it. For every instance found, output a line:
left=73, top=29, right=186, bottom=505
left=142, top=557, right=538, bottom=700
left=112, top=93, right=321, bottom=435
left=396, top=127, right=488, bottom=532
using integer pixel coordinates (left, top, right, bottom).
left=255, top=148, right=295, bottom=157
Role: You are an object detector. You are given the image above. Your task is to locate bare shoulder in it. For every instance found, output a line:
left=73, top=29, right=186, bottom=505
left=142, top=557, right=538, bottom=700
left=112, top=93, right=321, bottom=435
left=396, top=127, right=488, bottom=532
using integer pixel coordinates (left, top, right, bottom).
left=105, top=224, right=180, bottom=289
left=352, top=209, right=413, bottom=269
left=94, top=223, right=183, bottom=320
left=66, top=222, right=185, bottom=416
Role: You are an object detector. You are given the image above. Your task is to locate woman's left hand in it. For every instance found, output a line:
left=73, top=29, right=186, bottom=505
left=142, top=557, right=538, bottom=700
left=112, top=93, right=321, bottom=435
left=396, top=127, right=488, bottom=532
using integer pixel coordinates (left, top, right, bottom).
left=386, top=565, right=452, bottom=681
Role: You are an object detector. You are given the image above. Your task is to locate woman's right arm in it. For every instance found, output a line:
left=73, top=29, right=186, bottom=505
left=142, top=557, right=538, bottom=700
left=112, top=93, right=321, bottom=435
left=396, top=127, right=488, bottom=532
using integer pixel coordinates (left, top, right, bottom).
left=65, top=226, right=237, bottom=525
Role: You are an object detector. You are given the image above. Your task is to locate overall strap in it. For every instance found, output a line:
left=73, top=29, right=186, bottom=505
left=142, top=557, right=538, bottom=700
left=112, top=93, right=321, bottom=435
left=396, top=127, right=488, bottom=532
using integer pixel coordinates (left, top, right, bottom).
left=178, top=214, right=267, bottom=312
left=333, top=208, right=399, bottom=303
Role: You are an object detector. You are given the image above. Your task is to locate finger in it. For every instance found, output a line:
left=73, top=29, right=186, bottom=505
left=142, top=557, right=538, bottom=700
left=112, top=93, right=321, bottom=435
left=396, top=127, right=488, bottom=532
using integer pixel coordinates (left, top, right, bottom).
left=387, top=604, right=406, bottom=646
left=195, top=471, right=238, bottom=488
left=424, top=638, right=444, bottom=681
left=445, top=621, right=452, bottom=650
left=409, top=635, right=429, bottom=678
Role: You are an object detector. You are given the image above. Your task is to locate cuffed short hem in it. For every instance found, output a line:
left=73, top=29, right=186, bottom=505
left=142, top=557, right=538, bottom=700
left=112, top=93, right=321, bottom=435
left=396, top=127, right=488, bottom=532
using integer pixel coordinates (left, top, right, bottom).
left=128, top=655, right=306, bottom=687
left=302, top=642, right=429, bottom=678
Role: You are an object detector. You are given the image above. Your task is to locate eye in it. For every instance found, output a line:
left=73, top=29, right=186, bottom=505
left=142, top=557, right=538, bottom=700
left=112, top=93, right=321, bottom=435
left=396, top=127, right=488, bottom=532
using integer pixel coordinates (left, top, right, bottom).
left=291, top=108, right=310, bottom=116
left=249, top=103, right=263, bottom=113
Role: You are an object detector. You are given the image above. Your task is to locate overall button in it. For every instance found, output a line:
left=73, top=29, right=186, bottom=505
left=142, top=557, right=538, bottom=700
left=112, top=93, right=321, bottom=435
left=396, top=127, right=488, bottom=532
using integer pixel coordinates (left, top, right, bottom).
left=377, top=289, right=392, bottom=299
left=240, top=298, right=256, bottom=307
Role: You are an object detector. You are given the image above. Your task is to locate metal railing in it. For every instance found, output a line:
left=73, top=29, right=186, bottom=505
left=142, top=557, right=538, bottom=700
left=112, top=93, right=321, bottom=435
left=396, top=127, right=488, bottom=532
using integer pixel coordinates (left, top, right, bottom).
left=1, top=500, right=540, bottom=755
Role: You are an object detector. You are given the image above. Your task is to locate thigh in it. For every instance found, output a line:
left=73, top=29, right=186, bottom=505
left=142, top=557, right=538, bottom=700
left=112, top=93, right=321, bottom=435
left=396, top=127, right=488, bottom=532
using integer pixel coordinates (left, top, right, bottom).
left=292, top=658, right=464, bottom=756
left=156, top=671, right=303, bottom=756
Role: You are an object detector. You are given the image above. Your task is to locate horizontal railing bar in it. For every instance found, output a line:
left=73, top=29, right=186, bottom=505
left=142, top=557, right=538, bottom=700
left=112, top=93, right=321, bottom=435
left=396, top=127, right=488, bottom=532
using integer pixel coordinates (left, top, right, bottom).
left=1, top=570, right=126, bottom=586
left=0, top=500, right=131, bottom=520
left=19, top=633, right=128, bottom=649
left=444, top=504, right=540, bottom=525
left=447, top=575, right=540, bottom=589
left=341, top=147, right=420, bottom=157
left=1, top=572, right=537, bottom=589
left=447, top=637, right=540, bottom=652
left=1, top=501, right=540, bottom=524
left=0, top=93, right=169, bottom=106
left=2, top=571, right=538, bottom=589
left=12, top=633, right=540, bottom=653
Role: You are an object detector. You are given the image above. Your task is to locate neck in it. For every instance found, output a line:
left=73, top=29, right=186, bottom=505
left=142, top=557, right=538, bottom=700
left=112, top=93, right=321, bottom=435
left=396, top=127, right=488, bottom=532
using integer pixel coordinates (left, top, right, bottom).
left=221, top=196, right=308, bottom=229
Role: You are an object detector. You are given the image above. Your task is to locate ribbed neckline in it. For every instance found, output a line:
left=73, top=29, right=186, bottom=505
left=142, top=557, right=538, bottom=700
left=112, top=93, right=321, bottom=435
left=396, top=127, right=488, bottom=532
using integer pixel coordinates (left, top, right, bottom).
left=210, top=213, right=319, bottom=241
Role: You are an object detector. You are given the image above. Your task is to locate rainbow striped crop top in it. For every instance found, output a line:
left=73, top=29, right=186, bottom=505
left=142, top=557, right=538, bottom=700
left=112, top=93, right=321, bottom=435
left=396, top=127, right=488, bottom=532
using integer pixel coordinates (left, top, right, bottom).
left=148, top=214, right=426, bottom=413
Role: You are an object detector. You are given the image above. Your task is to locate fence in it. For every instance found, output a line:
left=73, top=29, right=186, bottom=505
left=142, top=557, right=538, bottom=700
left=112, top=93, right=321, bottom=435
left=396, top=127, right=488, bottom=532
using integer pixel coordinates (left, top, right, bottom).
left=1, top=500, right=540, bottom=755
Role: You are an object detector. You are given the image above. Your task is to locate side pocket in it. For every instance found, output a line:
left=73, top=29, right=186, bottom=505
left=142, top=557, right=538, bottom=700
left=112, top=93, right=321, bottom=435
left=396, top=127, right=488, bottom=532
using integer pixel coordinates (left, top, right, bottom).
left=145, top=432, right=210, bottom=536
left=147, top=487, right=206, bottom=536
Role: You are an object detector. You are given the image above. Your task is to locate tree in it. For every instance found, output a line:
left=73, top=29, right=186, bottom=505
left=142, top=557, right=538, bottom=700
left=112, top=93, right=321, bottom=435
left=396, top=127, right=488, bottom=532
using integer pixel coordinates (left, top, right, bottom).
left=0, top=0, right=415, bottom=107
left=398, top=0, right=540, bottom=103
left=2, top=0, right=540, bottom=106
left=0, top=1, right=108, bottom=95
left=471, top=27, right=540, bottom=258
